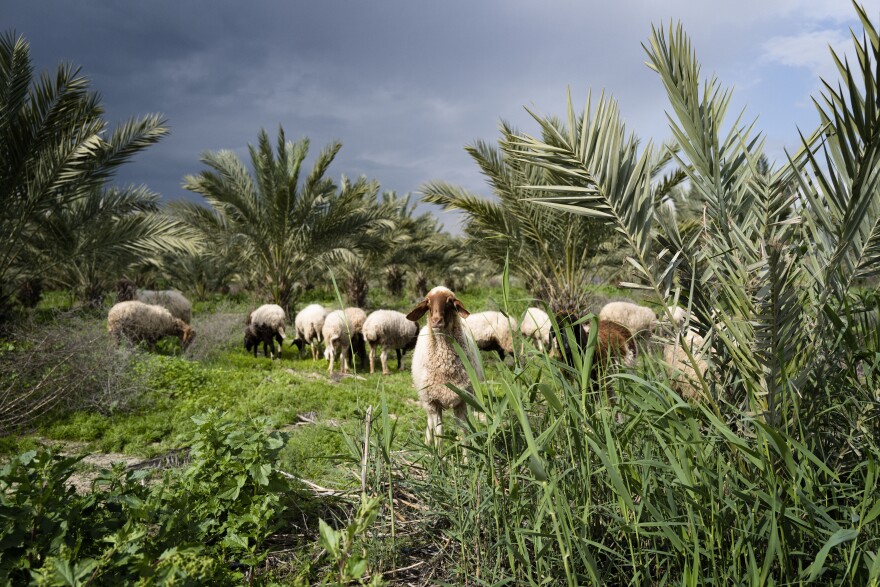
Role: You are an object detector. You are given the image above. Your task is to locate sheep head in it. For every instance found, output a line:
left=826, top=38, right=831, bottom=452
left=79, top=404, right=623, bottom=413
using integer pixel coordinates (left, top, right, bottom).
left=176, top=319, right=195, bottom=349
left=406, top=286, right=469, bottom=332
left=244, top=324, right=258, bottom=352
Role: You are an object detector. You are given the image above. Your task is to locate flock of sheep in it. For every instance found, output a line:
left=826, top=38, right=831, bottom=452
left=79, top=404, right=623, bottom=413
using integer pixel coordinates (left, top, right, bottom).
left=105, top=282, right=707, bottom=447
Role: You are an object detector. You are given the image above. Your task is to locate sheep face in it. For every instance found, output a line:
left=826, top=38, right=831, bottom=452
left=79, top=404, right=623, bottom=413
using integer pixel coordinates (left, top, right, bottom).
left=406, top=286, right=469, bottom=332
left=176, top=320, right=195, bottom=349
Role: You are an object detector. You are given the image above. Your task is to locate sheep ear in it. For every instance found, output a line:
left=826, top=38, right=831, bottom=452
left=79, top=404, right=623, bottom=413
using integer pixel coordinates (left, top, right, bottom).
left=406, top=300, right=429, bottom=322
left=453, top=299, right=470, bottom=318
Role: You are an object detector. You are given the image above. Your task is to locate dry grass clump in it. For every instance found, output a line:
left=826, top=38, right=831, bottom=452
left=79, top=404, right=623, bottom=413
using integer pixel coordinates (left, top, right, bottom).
left=0, top=311, right=151, bottom=435
left=184, top=311, right=243, bottom=362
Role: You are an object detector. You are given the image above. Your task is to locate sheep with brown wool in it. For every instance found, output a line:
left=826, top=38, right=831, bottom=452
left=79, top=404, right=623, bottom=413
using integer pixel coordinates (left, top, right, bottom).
left=406, top=286, right=483, bottom=446
left=551, top=313, right=637, bottom=374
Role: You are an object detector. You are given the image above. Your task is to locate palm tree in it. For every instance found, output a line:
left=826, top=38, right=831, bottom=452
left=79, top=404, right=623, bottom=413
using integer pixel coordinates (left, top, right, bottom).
left=181, top=128, right=393, bottom=311
left=505, top=10, right=880, bottom=443
left=26, top=186, right=194, bottom=306
left=0, top=31, right=168, bottom=314
left=422, top=119, right=682, bottom=312
left=375, top=191, right=452, bottom=297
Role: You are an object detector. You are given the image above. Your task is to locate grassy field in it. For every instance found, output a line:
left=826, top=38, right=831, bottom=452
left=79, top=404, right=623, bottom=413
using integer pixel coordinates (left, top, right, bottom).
left=2, top=283, right=579, bottom=486
left=8, top=281, right=876, bottom=586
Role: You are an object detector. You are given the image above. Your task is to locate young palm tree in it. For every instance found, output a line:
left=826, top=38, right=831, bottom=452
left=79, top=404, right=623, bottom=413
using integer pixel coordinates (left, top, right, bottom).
left=375, top=191, right=452, bottom=297
left=26, top=186, right=194, bottom=306
left=0, top=31, right=168, bottom=314
left=181, top=128, right=393, bottom=311
left=422, top=120, right=682, bottom=312
left=505, top=10, right=880, bottom=440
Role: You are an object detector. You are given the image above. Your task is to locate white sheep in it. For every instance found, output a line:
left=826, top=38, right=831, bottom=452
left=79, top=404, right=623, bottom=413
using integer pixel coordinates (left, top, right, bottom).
left=108, top=300, right=195, bottom=350
left=663, top=330, right=708, bottom=400
left=136, top=290, right=193, bottom=324
left=362, top=309, right=419, bottom=375
left=244, top=304, right=287, bottom=359
left=465, top=311, right=518, bottom=361
left=406, top=286, right=483, bottom=447
left=322, top=307, right=367, bottom=374
left=598, top=301, right=657, bottom=340
left=292, top=304, right=328, bottom=360
left=520, top=307, right=551, bottom=352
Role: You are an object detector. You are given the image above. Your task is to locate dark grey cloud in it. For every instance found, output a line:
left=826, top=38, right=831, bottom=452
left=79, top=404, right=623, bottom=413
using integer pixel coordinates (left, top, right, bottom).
left=7, top=1, right=879, bottom=232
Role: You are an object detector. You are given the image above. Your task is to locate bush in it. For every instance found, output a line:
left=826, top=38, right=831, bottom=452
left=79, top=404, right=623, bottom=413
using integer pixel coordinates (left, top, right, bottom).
left=0, top=313, right=152, bottom=435
left=0, top=411, right=291, bottom=585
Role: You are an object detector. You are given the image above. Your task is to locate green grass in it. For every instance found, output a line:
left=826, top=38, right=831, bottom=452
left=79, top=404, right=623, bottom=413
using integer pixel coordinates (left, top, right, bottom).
left=7, top=285, right=544, bottom=490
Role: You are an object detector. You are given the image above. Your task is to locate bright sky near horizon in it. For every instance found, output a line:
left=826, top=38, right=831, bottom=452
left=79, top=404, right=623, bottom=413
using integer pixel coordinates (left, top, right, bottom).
left=6, top=1, right=880, bottom=232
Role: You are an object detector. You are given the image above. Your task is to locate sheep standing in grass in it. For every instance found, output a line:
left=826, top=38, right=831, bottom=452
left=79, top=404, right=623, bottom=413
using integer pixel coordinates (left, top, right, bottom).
left=520, top=307, right=551, bottom=352
left=465, top=311, right=518, bottom=361
left=362, top=309, right=419, bottom=375
left=322, top=307, right=367, bottom=374
left=137, top=290, right=193, bottom=324
left=406, top=286, right=483, bottom=446
left=551, top=314, right=637, bottom=372
left=598, top=301, right=657, bottom=341
left=108, top=300, right=195, bottom=351
left=116, top=281, right=193, bottom=324
left=292, top=304, right=328, bottom=360
left=244, top=304, right=287, bottom=359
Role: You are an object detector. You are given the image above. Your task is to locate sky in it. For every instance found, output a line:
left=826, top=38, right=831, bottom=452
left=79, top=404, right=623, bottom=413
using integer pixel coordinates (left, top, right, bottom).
left=6, top=1, right=880, bottom=233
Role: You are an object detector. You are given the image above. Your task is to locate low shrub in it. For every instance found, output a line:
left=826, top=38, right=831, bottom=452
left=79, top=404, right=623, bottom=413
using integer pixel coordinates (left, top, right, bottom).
left=0, top=313, right=152, bottom=435
left=0, top=411, right=293, bottom=585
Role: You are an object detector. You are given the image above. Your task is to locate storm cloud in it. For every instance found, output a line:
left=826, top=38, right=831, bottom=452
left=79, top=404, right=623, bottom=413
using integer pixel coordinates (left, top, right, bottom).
left=7, top=1, right=879, bottom=231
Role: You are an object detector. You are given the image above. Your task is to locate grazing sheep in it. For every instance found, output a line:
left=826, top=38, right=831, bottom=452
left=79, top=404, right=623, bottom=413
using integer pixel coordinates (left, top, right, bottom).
left=362, top=310, right=419, bottom=375
left=244, top=304, right=287, bottom=359
left=322, top=307, right=367, bottom=374
left=116, top=281, right=193, bottom=324
left=520, top=307, right=551, bottom=352
left=291, top=304, right=328, bottom=360
left=662, top=307, right=708, bottom=400
left=464, top=311, right=518, bottom=361
left=551, top=314, right=637, bottom=373
left=406, top=286, right=484, bottom=446
left=108, top=300, right=195, bottom=351
left=598, top=301, right=657, bottom=340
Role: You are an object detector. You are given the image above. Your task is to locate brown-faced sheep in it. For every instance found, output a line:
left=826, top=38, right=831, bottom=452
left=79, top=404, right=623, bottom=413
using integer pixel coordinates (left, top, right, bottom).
left=406, top=286, right=483, bottom=446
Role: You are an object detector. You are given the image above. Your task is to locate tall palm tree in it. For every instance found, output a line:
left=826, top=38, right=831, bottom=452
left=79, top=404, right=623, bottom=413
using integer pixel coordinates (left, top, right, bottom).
left=0, top=31, right=168, bottom=314
left=181, top=128, right=393, bottom=311
left=422, top=119, right=682, bottom=312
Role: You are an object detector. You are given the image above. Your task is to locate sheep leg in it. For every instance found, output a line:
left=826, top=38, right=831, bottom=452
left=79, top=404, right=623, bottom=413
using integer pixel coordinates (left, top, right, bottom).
left=424, top=403, right=443, bottom=447
left=327, top=347, right=335, bottom=374
left=396, top=349, right=402, bottom=370
left=380, top=348, right=391, bottom=375
left=497, top=349, right=505, bottom=361
left=369, top=345, right=377, bottom=374
left=341, top=348, right=350, bottom=374
left=274, top=333, right=284, bottom=359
